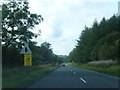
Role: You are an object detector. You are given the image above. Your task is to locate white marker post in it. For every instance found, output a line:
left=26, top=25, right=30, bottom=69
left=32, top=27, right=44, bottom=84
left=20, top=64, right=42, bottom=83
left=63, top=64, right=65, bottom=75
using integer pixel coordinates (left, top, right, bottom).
left=118, top=1, right=120, bottom=16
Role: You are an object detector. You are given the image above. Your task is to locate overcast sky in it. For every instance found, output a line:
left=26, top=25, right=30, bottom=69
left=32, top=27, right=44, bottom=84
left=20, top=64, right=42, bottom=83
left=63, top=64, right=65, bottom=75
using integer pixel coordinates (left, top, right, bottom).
left=28, top=0, right=119, bottom=55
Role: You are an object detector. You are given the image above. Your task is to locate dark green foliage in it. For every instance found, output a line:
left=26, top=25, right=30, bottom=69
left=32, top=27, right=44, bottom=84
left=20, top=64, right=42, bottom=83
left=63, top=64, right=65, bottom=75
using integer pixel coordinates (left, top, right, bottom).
left=2, top=41, right=60, bottom=67
left=32, top=42, right=59, bottom=65
left=57, top=55, right=68, bottom=63
left=2, top=46, right=23, bottom=67
left=68, top=15, right=120, bottom=63
left=92, top=32, right=119, bottom=61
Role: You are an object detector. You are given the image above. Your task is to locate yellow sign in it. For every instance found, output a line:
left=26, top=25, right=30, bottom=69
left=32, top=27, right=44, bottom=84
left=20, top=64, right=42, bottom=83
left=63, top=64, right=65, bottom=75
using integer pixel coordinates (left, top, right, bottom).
left=24, top=54, right=32, bottom=66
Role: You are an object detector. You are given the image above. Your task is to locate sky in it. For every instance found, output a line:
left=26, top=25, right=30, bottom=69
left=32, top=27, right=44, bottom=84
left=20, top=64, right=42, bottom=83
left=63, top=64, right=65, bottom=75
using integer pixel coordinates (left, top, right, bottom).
left=1, top=0, right=119, bottom=55
left=28, top=0, right=119, bottom=55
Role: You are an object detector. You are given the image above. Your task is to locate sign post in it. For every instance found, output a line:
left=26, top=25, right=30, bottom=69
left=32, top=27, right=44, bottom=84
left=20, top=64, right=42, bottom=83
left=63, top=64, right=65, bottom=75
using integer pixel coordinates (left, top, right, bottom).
left=20, top=43, right=32, bottom=71
left=24, top=54, right=32, bottom=66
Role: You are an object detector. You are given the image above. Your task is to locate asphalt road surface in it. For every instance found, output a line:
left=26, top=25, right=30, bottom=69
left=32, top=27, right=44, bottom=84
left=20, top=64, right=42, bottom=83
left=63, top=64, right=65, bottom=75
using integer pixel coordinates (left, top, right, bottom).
left=29, top=64, right=120, bottom=88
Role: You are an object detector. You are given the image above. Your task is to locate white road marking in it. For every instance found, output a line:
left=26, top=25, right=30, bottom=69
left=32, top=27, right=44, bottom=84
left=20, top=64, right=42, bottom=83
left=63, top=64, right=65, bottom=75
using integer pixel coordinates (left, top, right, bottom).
left=74, top=72, right=75, bottom=74
left=80, top=78, right=86, bottom=83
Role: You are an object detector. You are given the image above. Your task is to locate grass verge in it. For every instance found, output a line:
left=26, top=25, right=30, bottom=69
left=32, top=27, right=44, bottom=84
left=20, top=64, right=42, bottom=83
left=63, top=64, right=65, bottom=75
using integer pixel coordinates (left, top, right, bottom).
left=69, top=63, right=120, bottom=78
left=2, top=64, right=60, bottom=88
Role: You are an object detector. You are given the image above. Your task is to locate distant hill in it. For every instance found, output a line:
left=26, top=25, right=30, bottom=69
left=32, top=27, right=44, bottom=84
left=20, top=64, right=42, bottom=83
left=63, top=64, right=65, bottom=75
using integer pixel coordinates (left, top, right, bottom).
left=57, top=55, right=68, bottom=63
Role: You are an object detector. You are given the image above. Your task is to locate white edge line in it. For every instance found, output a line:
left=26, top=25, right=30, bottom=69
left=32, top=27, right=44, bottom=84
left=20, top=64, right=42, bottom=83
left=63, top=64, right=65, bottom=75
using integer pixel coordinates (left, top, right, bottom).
left=80, top=78, right=87, bottom=83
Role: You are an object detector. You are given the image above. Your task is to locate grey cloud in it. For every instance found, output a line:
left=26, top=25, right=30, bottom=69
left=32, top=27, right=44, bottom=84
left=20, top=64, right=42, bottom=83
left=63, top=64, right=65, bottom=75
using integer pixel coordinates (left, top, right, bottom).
left=52, top=29, right=62, bottom=38
left=51, top=21, right=63, bottom=38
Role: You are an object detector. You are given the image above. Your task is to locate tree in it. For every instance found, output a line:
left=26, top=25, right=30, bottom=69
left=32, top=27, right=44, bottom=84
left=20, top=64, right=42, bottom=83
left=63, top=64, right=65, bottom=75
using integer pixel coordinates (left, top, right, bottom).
left=2, top=1, right=43, bottom=48
left=27, top=41, right=59, bottom=65
left=40, top=42, right=53, bottom=62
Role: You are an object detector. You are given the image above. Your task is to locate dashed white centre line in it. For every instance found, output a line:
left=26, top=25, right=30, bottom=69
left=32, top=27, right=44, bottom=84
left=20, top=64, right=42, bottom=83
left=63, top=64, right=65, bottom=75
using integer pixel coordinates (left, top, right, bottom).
left=80, top=78, right=86, bottom=83
left=74, top=72, right=75, bottom=74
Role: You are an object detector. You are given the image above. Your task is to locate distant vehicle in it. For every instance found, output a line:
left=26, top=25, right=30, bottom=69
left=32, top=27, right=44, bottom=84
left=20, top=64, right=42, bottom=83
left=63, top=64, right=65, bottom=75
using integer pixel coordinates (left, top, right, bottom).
left=62, top=63, right=66, bottom=66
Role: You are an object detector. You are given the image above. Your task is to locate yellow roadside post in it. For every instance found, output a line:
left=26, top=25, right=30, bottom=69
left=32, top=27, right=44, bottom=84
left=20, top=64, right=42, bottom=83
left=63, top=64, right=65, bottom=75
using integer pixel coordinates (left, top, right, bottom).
left=20, top=43, right=32, bottom=71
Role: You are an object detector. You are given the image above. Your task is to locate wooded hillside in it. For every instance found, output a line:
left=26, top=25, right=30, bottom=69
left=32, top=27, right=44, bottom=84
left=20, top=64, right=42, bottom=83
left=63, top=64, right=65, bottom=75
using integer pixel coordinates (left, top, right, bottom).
left=68, top=15, right=120, bottom=63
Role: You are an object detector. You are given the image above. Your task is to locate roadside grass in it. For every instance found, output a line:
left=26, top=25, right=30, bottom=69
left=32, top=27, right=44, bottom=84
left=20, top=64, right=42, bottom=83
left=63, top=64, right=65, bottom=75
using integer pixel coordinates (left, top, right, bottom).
left=69, top=63, right=120, bottom=78
left=2, top=64, right=60, bottom=88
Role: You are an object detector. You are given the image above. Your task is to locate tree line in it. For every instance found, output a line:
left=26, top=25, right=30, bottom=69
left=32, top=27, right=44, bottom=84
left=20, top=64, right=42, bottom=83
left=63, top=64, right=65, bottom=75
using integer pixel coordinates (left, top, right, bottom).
left=68, top=15, right=120, bottom=63
left=2, top=1, right=62, bottom=67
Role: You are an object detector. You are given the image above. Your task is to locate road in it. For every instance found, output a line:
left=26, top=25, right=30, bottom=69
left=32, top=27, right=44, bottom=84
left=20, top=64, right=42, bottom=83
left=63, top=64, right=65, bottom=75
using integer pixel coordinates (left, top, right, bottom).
left=29, top=64, right=119, bottom=88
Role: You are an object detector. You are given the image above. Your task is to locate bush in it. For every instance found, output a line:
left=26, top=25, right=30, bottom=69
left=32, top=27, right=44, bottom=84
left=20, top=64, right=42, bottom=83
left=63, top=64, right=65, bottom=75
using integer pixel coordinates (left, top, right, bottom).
left=2, top=46, right=23, bottom=67
left=88, top=60, right=118, bottom=68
